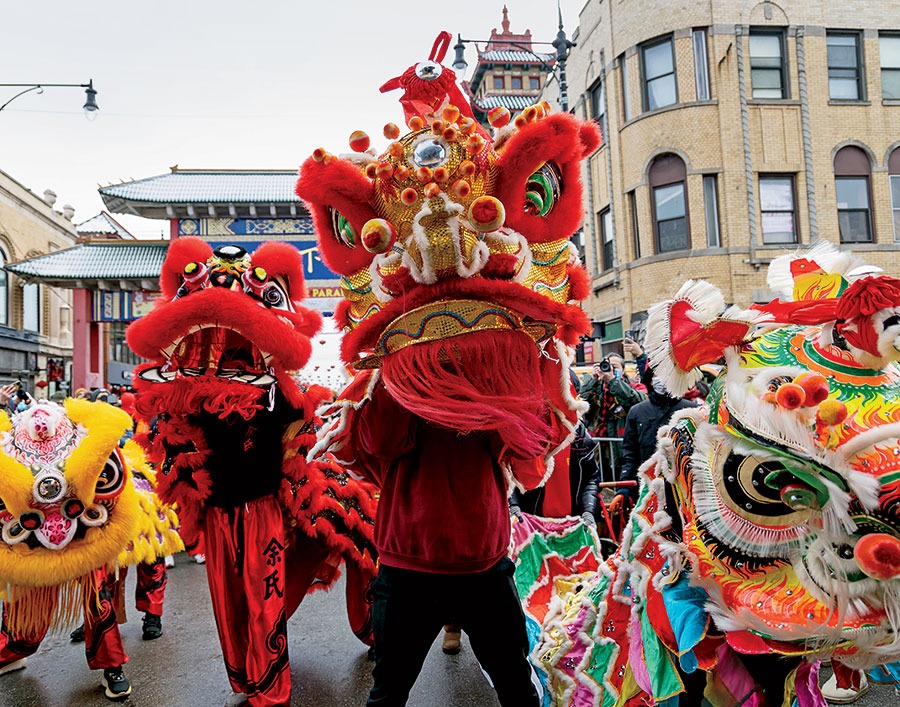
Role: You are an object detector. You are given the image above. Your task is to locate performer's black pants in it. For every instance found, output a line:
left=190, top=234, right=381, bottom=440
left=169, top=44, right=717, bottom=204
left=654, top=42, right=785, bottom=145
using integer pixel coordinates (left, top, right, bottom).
left=366, top=557, right=540, bottom=707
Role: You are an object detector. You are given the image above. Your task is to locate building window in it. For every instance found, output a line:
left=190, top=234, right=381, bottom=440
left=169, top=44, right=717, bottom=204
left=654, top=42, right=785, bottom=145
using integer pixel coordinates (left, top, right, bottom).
left=107, top=322, right=142, bottom=366
left=641, top=36, right=677, bottom=111
left=703, top=175, right=721, bottom=247
left=890, top=149, right=900, bottom=241
left=493, top=75, right=505, bottom=90
left=749, top=30, right=788, bottom=99
left=529, top=76, right=540, bottom=90
left=620, top=53, right=632, bottom=120
left=510, top=75, right=522, bottom=90
left=834, top=145, right=873, bottom=243
left=649, top=154, right=689, bottom=253
left=759, top=176, right=797, bottom=244
left=693, top=29, right=710, bottom=101
left=22, top=283, right=40, bottom=332
left=0, top=250, right=7, bottom=327
left=599, top=208, right=614, bottom=271
left=880, top=34, right=900, bottom=99
left=589, top=78, right=605, bottom=123
left=629, top=190, right=641, bottom=259
left=827, top=32, right=864, bottom=100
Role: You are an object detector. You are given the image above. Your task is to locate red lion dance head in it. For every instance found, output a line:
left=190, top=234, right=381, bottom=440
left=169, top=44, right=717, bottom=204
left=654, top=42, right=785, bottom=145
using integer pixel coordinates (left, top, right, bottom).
left=297, top=32, right=601, bottom=478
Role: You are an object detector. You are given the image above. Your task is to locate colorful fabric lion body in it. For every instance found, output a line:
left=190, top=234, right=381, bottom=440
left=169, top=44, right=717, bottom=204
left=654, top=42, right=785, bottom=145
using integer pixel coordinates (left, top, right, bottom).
left=0, top=400, right=180, bottom=636
left=125, top=239, right=378, bottom=705
left=537, top=244, right=900, bottom=705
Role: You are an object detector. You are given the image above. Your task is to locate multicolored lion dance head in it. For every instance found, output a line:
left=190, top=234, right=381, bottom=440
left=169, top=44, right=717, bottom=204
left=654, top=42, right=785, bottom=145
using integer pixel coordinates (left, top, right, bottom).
left=0, top=400, right=181, bottom=632
left=297, top=31, right=601, bottom=474
left=537, top=243, right=900, bottom=705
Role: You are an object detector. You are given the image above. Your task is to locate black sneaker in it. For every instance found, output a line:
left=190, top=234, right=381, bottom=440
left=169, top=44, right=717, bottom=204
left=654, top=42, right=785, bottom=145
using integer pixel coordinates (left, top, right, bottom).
left=141, top=613, right=163, bottom=641
left=101, top=666, right=132, bottom=701
left=69, top=624, right=85, bottom=643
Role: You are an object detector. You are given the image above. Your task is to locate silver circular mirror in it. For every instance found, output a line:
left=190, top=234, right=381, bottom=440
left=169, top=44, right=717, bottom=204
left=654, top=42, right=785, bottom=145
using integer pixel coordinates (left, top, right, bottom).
left=412, top=139, right=448, bottom=168
left=414, top=61, right=443, bottom=81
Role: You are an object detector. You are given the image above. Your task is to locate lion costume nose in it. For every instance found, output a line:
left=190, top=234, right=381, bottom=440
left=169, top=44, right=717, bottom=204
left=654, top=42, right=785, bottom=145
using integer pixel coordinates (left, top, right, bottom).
left=854, top=533, right=900, bottom=580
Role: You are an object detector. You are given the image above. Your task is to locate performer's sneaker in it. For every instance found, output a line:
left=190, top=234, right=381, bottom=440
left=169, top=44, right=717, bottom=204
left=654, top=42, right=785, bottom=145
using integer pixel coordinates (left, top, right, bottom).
left=141, top=613, right=163, bottom=640
left=70, top=624, right=85, bottom=643
left=0, top=658, right=27, bottom=676
left=441, top=628, right=462, bottom=655
left=224, top=692, right=248, bottom=707
left=101, top=667, right=132, bottom=701
left=820, top=671, right=868, bottom=704
left=192, top=553, right=206, bottom=564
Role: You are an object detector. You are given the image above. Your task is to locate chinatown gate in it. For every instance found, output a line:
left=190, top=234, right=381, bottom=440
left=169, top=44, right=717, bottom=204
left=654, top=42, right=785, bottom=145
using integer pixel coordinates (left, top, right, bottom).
left=6, top=169, right=345, bottom=393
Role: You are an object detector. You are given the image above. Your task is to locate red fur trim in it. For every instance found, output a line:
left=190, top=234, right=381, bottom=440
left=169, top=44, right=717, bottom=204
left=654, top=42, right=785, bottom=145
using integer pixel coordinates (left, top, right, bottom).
left=579, top=121, right=603, bottom=157
left=127, top=287, right=313, bottom=375
left=567, top=263, right=591, bottom=302
left=381, top=331, right=552, bottom=458
left=341, top=277, right=590, bottom=363
left=159, top=237, right=212, bottom=300
left=334, top=299, right=352, bottom=331
left=295, top=158, right=378, bottom=275
left=494, top=114, right=595, bottom=244
left=482, top=253, right=519, bottom=280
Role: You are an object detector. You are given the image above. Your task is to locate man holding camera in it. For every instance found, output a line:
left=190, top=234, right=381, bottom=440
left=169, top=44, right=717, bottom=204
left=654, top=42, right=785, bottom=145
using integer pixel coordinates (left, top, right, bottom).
left=579, top=354, right=645, bottom=482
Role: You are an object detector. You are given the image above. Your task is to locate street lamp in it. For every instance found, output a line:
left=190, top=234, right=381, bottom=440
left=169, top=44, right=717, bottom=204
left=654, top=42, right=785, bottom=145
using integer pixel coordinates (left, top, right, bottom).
left=451, top=6, right=575, bottom=111
left=0, top=80, right=99, bottom=119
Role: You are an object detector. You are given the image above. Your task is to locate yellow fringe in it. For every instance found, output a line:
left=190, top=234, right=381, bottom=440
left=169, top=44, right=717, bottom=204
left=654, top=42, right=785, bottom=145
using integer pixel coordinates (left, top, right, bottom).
left=3, top=572, right=99, bottom=636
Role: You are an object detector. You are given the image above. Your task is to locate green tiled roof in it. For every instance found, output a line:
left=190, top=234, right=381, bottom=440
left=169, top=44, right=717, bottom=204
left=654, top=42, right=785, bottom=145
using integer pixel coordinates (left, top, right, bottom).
left=99, top=171, right=300, bottom=204
left=5, top=242, right=168, bottom=283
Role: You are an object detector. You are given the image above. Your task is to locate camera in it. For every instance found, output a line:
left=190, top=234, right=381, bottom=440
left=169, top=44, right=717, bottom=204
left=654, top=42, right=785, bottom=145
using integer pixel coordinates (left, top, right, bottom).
left=598, top=359, right=612, bottom=372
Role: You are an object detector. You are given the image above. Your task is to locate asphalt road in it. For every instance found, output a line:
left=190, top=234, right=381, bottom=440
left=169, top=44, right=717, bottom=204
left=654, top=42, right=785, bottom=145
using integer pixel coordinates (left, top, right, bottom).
left=0, top=554, right=896, bottom=706
left=0, top=555, right=499, bottom=707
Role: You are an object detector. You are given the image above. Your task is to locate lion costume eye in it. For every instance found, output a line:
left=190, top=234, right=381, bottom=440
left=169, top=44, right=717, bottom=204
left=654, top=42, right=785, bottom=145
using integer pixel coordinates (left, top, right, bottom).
left=261, top=282, right=292, bottom=311
left=524, top=162, right=562, bottom=216
left=94, top=453, right=125, bottom=500
left=329, top=208, right=357, bottom=248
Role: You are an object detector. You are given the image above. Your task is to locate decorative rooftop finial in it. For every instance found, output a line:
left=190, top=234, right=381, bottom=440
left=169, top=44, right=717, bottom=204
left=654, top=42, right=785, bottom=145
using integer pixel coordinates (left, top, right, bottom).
left=558, top=0, right=564, bottom=30
left=501, top=5, right=510, bottom=33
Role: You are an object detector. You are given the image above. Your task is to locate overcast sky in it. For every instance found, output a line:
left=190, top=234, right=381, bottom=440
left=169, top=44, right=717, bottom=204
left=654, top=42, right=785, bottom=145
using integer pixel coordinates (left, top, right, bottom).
left=1, top=0, right=584, bottom=240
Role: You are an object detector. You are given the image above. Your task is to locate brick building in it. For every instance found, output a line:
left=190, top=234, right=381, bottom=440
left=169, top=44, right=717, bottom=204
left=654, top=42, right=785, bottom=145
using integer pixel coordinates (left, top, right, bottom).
left=0, top=171, right=76, bottom=393
left=559, top=0, right=900, bottom=359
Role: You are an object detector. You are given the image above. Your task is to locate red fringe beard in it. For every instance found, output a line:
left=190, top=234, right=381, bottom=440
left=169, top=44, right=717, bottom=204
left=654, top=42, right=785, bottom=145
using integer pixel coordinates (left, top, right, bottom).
left=134, top=376, right=267, bottom=421
left=380, top=330, right=550, bottom=459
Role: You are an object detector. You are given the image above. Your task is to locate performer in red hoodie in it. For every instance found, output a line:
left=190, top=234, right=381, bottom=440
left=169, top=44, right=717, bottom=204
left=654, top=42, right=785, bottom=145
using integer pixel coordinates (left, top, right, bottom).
left=297, top=31, right=601, bottom=706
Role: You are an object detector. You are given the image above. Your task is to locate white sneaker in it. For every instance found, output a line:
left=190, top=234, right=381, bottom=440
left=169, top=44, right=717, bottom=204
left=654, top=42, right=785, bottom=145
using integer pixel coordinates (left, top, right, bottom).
left=224, top=692, right=248, bottom=707
left=193, top=553, right=206, bottom=564
left=164, top=555, right=175, bottom=568
left=0, top=658, right=27, bottom=676
left=820, top=671, right=868, bottom=704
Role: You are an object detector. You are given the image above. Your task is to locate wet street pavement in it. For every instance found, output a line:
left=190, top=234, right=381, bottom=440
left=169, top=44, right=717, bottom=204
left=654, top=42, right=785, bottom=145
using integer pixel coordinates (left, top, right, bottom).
left=0, top=554, right=499, bottom=707
left=1, top=554, right=896, bottom=706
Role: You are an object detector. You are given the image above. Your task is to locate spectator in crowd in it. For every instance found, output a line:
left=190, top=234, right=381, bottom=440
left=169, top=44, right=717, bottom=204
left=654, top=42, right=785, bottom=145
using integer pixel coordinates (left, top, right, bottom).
left=609, top=367, right=697, bottom=515
left=579, top=356, right=644, bottom=481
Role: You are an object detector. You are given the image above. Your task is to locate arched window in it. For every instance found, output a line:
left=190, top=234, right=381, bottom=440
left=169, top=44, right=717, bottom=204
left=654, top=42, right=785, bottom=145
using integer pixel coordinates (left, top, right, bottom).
left=0, top=248, right=8, bottom=326
left=889, top=148, right=900, bottom=241
left=834, top=146, right=873, bottom=243
left=649, top=154, right=689, bottom=253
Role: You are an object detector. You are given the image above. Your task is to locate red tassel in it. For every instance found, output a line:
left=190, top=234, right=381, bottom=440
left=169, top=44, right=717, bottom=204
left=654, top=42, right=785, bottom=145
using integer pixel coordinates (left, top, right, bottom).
left=381, top=331, right=551, bottom=458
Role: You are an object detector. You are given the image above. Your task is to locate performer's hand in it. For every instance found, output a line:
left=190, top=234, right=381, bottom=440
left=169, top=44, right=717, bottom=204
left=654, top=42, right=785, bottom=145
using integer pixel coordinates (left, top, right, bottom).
left=607, top=494, right=625, bottom=514
left=581, top=511, right=596, bottom=527
left=509, top=504, right=522, bottom=518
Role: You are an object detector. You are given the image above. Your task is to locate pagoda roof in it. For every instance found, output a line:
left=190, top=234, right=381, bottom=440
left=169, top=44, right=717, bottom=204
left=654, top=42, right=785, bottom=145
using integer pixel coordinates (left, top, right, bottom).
left=75, top=211, right=135, bottom=239
left=472, top=94, right=542, bottom=111
left=479, top=49, right=555, bottom=64
left=5, top=241, right=168, bottom=290
left=99, top=169, right=306, bottom=220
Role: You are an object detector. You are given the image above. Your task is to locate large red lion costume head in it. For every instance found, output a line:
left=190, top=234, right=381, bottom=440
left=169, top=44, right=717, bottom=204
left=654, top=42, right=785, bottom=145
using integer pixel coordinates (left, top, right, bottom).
left=297, top=33, right=601, bottom=471
left=128, top=238, right=320, bottom=415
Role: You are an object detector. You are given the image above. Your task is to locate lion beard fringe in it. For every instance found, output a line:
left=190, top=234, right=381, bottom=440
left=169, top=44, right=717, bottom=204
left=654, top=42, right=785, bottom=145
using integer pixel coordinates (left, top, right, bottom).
left=380, top=330, right=551, bottom=459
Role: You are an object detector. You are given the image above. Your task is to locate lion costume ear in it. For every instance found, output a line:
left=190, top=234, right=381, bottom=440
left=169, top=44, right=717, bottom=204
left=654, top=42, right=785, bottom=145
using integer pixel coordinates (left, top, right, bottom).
left=159, top=237, right=213, bottom=300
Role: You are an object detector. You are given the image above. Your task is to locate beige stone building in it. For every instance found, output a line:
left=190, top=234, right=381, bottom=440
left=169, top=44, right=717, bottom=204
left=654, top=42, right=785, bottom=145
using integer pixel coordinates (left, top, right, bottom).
left=556, top=0, right=900, bottom=360
left=0, top=169, right=75, bottom=393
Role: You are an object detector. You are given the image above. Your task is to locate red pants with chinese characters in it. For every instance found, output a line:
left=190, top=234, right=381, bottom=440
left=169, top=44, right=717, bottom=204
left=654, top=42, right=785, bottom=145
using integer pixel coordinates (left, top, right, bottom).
left=204, top=496, right=332, bottom=707
left=0, top=568, right=128, bottom=670
left=109, top=560, right=168, bottom=620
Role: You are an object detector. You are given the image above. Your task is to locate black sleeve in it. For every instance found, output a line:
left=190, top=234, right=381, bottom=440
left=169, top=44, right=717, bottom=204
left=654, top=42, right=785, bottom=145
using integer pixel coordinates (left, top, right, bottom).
left=576, top=447, right=600, bottom=515
left=509, top=487, right=523, bottom=508
left=617, top=409, right=641, bottom=499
